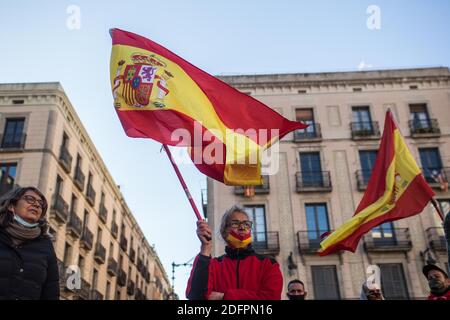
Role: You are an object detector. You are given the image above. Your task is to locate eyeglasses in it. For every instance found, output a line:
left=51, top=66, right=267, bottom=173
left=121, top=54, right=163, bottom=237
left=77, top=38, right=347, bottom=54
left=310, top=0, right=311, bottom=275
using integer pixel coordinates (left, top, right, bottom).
left=228, top=220, right=253, bottom=230
left=21, top=195, right=45, bottom=209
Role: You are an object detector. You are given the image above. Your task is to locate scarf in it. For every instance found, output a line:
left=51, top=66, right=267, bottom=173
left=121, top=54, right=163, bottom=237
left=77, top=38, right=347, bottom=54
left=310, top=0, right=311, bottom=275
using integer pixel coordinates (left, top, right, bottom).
left=0, top=212, right=42, bottom=246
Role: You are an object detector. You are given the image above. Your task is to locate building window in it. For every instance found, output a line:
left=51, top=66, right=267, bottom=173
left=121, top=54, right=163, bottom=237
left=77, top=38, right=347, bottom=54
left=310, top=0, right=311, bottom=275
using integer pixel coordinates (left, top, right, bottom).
left=300, top=152, right=323, bottom=187
left=352, top=106, right=373, bottom=132
left=305, top=203, right=330, bottom=242
left=311, top=265, right=340, bottom=300
left=2, top=118, right=25, bottom=148
left=109, top=242, right=114, bottom=258
left=359, top=150, right=378, bottom=184
left=244, top=205, right=267, bottom=245
left=419, top=148, right=443, bottom=183
left=82, top=210, right=89, bottom=233
left=70, top=194, right=78, bottom=216
left=0, top=162, right=17, bottom=195
left=295, top=108, right=317, bottom=137
left=410, top=103, right=430, bottom=130
left=97, top=227, right=103, bottom=244
left=371, top=222, right=396, bottom=245
left=78, top=255, right=85, bottom=278
left=106, top=281, right=111, bottom=300
left=63, top=242, right=73, bottom=267
left=379, top=264, right=409, bottom=299
left=55, top=175, right=63, bottom=196
left=92, top=269, right=99, bottom=291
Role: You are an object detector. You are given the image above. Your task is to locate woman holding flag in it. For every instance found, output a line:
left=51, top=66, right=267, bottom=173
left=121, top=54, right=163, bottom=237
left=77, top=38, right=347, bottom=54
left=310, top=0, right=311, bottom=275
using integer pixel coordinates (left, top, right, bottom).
left=186, top=205, right=283, bottom=300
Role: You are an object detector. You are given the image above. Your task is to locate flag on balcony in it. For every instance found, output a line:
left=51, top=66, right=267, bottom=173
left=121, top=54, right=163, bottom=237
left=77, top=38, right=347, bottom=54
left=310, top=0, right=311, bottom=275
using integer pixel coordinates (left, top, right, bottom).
left=110, top=29, right=306, bottom=185
left=319, top=110, right=435, bottom=256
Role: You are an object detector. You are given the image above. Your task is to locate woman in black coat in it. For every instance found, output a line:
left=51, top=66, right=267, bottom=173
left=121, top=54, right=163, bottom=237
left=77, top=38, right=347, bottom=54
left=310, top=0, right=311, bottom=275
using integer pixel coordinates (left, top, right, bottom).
left=0, top=186, right=59, bottom=300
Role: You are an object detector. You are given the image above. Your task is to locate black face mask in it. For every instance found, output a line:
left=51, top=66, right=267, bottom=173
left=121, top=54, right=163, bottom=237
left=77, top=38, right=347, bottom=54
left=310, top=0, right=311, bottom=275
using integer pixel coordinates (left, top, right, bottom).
left=428, top=279, right=448, bottom=295
left=287, top=294, right=305, bottom=300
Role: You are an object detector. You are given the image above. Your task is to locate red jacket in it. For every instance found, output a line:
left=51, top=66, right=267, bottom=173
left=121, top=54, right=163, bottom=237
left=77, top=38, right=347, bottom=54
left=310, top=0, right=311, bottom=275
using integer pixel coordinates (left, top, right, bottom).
left=428, top=287, right=450, bottom=300
left=186, top=245, right=283, bottom=300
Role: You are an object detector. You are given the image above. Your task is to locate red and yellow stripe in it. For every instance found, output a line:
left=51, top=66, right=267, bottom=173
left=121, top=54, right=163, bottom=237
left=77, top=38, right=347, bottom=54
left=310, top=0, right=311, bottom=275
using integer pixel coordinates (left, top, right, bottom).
left=319, top=111, right=435, bottom=255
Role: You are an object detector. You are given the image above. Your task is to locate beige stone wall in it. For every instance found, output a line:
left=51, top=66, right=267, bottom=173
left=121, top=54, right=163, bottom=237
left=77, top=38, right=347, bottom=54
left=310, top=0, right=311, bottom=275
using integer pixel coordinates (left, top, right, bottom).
left=0, top=83, right=171, bottom=300
left=208, top=68, right=450, bottom=299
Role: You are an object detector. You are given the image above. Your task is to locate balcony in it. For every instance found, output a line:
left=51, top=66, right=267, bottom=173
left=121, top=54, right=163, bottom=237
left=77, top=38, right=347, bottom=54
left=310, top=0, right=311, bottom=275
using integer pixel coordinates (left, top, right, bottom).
left=234, top=175, right=270, bottom=196
left=0, top=133, right=26, bottom=150
left=90, top=289, right=104, bottom=300
left=127, top=280, right=135, bottom=296
left=295, top=171, right=332, bottom=192
left=120, top=235, right=128, bottom=252
left=356, top=170, right=372, bottom=191
left=50, top=195, right=69, bottom=225
left=135, top=288, right=145, bottom=300
left=252, top=232, right=280, bottom=256
left=75, top=278, right=91, bottom=300
left=86, top=184, right=96, bottom=207
left=297, top=230, right=332, bottom=254
left=409, top=119, right=440, bottom=138
left=74, top=167, right=85, bottom=192
left=421, top=167, right=449, bottom=191
left=293, top=123, right=322, bottom=142
left=129, top=248, right=136, bottom=263
left=137, top=258, right=143, bottom=273
left=66, top=213, right=83, bottom=239
left=363, top=228, right=412, bottom=252
left=94, top=242, right=106, bottom=264
left=59, top=145, right=73, bottom=174
left=107, top=257, right=118, bottom=276
left=99, top=203, right=108, bottom=223
left=426, top=227, right=447, bottom=252
left=80, top=228, right=94, bottom=251
left=117, top=269, right=127, bottom=287
left=350, top=121, right=380, bottom=140
left=111, top=221, right=119, bottom=239
left=144, top=270, right=151, bottom=283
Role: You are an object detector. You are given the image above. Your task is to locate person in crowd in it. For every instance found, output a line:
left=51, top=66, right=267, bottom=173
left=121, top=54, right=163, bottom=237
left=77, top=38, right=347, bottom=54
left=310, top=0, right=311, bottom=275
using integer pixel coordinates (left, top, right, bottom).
left=286, top=279, right=307, bottom=300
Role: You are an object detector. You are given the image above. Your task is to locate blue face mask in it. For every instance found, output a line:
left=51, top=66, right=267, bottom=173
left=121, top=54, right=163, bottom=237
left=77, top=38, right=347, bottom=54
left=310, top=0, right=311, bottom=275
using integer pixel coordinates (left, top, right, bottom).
left=13, top=214, right=39, bottom=228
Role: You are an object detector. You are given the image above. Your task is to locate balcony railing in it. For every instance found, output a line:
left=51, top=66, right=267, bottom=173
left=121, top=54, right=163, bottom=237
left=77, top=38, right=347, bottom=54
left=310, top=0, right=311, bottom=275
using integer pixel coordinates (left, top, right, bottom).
left=59, top=145, right=73, bottom=174
left=144, top=269, right=151, bottom=283
left=409, top=119, right=440, bottom=137
left=75, top=278, right=91, bottom=300
left=86, top=184, right=96, bottom=207
left=111, top=221, right=119, bottom=239
left=252, top=232, right=280, bottom=256
left=0, top=133, right=26, bottom=149
left=127, top=280, right=135, bottom=296
left=137, top=258, right=143, bottom=272
left=120, top=235, right=128, bottom=252
left=356, top=170, right=372, bottom=191
left=234, top=175, right=270, bottom=196
left=80, top=227, right=94, bottom=251
left=297, top=230, right=333, bottom=254
left=50, top=195, right=69, bottom=225
left=99, top=203, right=108, bottom=223
left=117, top=269, right=127, bottom=287
left=293, top=123, right=322, bottom=141
left=426, top=227, right=447, bottom=252
left=67, top=213, right=83, bottom=238
left=296, top=171, right=332, bottom=192
left=363, top=228, right=412, bottom=252
left=421, top=167, right=450, bottom=190
left=107, top=257, right=118, bottom=276
left=74, top=167, right=85, bottom=192
left=90, top=289, right=104, bottom=300
left=94, top=242, right=106, bottom=264
left=350, top=121, right=380, bottom=140
left=130, top=248, right=136, bottom=263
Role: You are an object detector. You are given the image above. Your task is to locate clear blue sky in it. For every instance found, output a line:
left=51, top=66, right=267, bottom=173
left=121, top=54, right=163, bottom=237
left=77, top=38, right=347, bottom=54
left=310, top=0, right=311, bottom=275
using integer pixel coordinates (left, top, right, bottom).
left=1, top=0, right=449, bottom=299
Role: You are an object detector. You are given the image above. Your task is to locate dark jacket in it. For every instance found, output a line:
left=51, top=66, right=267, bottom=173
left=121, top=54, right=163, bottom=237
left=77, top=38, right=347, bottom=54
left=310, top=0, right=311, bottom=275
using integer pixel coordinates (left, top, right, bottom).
left=186, top=245, right=283, bottom=300
left=0, top=229, right=60, bottom=300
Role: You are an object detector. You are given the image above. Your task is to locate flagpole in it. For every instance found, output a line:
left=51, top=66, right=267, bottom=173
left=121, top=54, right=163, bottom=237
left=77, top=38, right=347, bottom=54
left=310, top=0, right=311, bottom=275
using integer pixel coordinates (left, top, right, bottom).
left=162, top=144, right=204, bottom=221
left=430, top=198, right=444, bottom=222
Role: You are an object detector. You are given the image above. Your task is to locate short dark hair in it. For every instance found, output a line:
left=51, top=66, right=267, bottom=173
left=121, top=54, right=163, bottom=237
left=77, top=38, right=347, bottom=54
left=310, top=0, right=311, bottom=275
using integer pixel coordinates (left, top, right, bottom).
left=288, top=279, right=305, bottom=290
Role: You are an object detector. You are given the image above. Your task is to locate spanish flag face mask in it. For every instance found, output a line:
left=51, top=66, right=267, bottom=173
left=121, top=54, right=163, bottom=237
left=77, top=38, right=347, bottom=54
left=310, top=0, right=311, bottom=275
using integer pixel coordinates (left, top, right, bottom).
left=226, top=229, right=252, bottom=249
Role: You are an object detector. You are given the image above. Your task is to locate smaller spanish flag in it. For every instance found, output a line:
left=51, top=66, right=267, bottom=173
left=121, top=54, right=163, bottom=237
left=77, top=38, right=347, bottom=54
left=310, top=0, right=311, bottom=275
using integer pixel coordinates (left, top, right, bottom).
left=319, top=110, right=435, bottom=256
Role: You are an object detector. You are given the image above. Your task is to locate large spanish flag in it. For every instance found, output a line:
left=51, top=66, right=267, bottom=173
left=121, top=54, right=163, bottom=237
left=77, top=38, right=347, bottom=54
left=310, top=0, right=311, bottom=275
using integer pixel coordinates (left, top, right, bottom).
left=319, top=110, right=435, bottom=255
left=110, top=29, right=306, bottom=185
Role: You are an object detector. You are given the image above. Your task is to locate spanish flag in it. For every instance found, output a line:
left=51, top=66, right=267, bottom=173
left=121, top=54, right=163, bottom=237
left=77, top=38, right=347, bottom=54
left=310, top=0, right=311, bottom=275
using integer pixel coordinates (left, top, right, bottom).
left=110, top=29, right=306, bottom=185
left=319, top=110, right=435, bottom=255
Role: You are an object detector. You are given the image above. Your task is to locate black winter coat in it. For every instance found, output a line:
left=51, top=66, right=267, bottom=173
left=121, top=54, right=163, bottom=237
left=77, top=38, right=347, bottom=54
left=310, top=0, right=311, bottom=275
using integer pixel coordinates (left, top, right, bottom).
left=0, top=229, right=60, bottom=300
